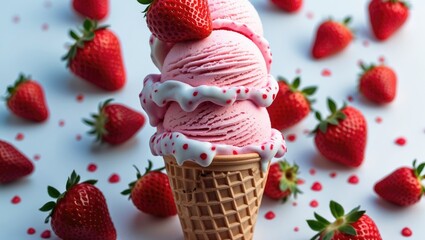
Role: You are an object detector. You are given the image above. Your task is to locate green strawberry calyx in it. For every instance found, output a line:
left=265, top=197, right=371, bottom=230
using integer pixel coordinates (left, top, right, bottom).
left=307, top=200, right=366, bottom=240
left=121, top=160, right=166, bottom=198
left=412, top=159, right=425, bottom=194
left=359, top=62, right=376, bottom=76
left=388, top=0, right=410, bottom=8
left=278, top=76, right=318, bottom=110
left=62, top=19, right=109, bottom=67
left=313, top=98, right=347, bottom=133
left=137, top=0, right=154, bottom=15
left=277, top=159, right=302, bottom=202
left=39, top=170, right=97, bottom=224
left=5, top=73, right=30, bottom=102
left=83, top=98, right=114, bottom=143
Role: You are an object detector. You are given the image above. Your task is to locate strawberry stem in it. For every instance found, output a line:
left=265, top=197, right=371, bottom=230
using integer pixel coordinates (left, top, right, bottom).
left=40, top=170, right=97, bottom=224
left=62, top=19, right=109, bottom=67
left=277, top=76, right=317, bottom=110
left=4, top=73, right=30, bottom=102
left=278, top=160, right=302, bottom=202
left=307, top=201, right=365, bottom=240
left=121, top=160, right=166, bottom=198
left=83, top=99, right=114, bottom=143
left=313, top=98, right=347, bottom=133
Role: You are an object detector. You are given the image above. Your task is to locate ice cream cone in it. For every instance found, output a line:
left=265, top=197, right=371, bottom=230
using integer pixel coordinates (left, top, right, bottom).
left=163, top=153, right=270, bottom=240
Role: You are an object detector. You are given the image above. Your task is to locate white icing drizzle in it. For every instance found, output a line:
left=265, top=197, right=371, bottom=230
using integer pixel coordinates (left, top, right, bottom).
left=140, top=74, right=279, bottom=127
left=149, top=128, right=286, bottom=171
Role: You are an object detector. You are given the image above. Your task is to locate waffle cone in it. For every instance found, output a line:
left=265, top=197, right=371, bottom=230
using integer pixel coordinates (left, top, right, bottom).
left=163, top=153, right=270, bottom=240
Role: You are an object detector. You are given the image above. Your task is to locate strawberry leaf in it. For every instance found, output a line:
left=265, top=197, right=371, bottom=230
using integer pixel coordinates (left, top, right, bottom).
left=330, top=200, right=345, bottom=218
left=314, top=212, right=330, bottom=224
left=322, top=231, right=334, bottom=240
left=39, top=201, right=56, bottom=212
left=328, top=98, right=337, bottom=113
left=339, top=225, right=357, bottom=235
left=293, top=77, right=301, bottom=89
left=307, top=219, right=326, bottom=231
left=302, top=86, right=317, bottom=96
left=47, top=186, right=61, bottom=198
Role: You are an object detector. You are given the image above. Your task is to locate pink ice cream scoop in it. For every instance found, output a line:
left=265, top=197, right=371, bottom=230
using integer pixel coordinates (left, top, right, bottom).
left=141, top=0, right=285, bottom=168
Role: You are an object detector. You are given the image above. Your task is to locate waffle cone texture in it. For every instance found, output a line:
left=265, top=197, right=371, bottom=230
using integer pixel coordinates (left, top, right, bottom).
left=164, top=153, right=270, bottom=240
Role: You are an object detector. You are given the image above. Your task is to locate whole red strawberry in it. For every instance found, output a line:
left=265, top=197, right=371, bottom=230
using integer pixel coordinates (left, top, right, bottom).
left=63, top=19, right=126, bottom=91
left=267, top=76, right=317, bottom=130
left=369, top=0, right=409, bottom=41
left=374, top=160, right=425, bottom=206
left=359, top=63, right=397, bottom=104
left=72, top=0, right=109, bottom=21
left=264, top=160, right=302, bottom=201
left=271, top=0, right=303, bottom=12
left=40, top=171, right=116, bottom=240
left=84, top=99, right=145, bottom=145
left=313, top=99, right=367, bottom=167
left=307, top=201, right=382, bottom=240
left=6, top=74, right=49, bottom=122
left=138, top=0, right=212, bottom=42
left=0, top=140, right=34, bottom=184
left=121, top=160, right=177, bottom=217
left=312, top=17, right=353, bottom=59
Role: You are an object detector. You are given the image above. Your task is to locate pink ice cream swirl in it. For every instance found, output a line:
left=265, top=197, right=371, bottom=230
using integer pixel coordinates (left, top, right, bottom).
left=141, top=0, right=286, bottom=170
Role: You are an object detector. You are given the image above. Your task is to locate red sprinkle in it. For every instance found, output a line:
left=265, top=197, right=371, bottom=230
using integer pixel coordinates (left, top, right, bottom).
left=309, top=168, right=316, bottom=175
left=76, top=134, right=82, bottom=141
left=287, top=134, right=296, bottom=142
left=193, top=91, right=198, bottom=97
left=375, top=117, right=383, bottom=123
left=236, top=89, right=241, bottom=94
left=261, top=145, right=265, bottom=150
left=42, top=23, right=49, bottom=31
left=59, top=120, right=65, bottom=127
left=311, top=182, right=322, bottom=191
left=211, top=146, right=216, bottom=151
left=108, top=174, right=120, bottom=183
left=347, top=96, right=354, bottom=102
left=41, top=230, right=51, bottom=239
left=306, top=12, right=314, bottom=19
left=182, top=144, right=189, bottom=150
left=16, top=133, right=24, bottom=141
left=297, top=179, right=305, bottom=185
left=329, top=172, right=337, bottom=178
left=310, top=200, right=319, bottom=208
left=262, top=94, right=267, bottom=99
left=348, top=175, right=359, bottom=184
left=296, top=68, right=302, bottom=74
left=12, top=15, right=20, bottom=23
left=87, top=163, right=97, bottom=172
left=226, top=100, right=231, bottom=104
left=200, top=153, right=207, bottom=160
left=292, top=202, right=298, bottom=207
left=363, top=40, right=370, bottom=47
left=232, top=150, right=238, bottom=155
left=27, top=228, right=36, bottom=235
left=321, top=69, right=332, bottom=77
left=245, top=89, right=249, bottom=93
left=378, top=56, right=385, bottom=63
left=264, top=211, right=276, bottom=220
left=34, top=154, right=41, bottom=161
left=76, top=94, right=84, bottom=102
left=395, top=137, right=407, bottom=146
left=11, top=195, right=21, bottom=204
left=294, top=227, right=299, bottom=232
left=401, top=227, right=412, bottom=237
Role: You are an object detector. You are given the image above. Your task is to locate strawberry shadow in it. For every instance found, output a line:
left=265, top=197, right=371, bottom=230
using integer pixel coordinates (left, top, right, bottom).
left=129, top=212, right=183, bottom=240
left=89, top=138, right=140, bottom=156
left=0, top=114, right=48, bottom=128
left=310, top=152, right=356, bottom=173
left=369, top=195, right=419, bottom=215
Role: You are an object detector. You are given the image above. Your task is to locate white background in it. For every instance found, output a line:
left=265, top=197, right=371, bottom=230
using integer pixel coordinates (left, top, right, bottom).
left=1, top=0, right=425, bottom=239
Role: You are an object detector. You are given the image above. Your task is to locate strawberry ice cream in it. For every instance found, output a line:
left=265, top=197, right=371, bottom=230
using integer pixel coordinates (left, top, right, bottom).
left=141, top=0, right=285, bottom=169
